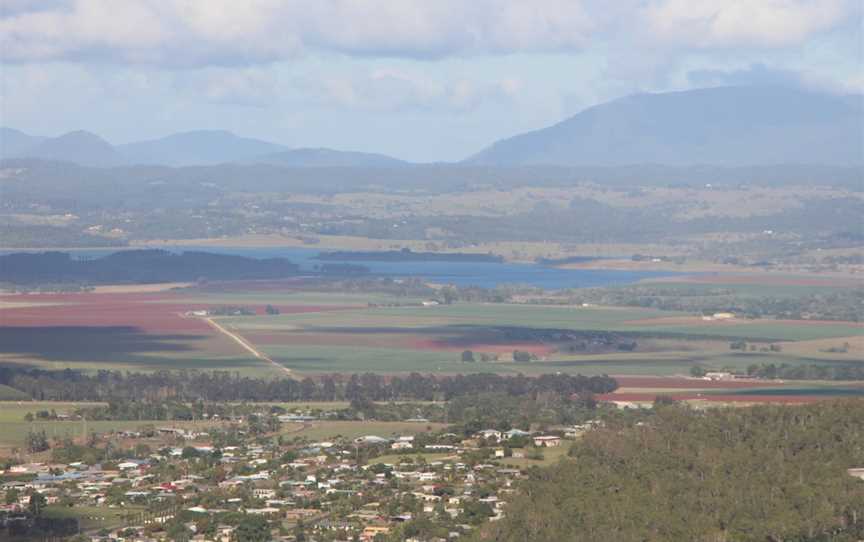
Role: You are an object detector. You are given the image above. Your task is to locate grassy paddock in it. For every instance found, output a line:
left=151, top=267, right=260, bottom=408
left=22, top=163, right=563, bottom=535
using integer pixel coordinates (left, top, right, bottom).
left=0, top=403, right=222, bottom=452
left=281, top=420, right=446, bottom=442
left=499, top=444, right=571, bottom=468
left=371, top=452, right=455, bottom=465
left=42, top=505, right=145, bottom=532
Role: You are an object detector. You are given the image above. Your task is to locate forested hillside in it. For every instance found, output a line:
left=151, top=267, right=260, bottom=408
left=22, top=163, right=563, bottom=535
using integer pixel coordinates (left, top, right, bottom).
left=475, top=401, right=864, bottom=542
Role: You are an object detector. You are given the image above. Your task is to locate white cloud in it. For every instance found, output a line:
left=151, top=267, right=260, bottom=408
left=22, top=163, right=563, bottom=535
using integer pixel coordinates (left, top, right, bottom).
left=308, top=68, right=520, bottom=112
left=0, top=0, right=595, bottom=66
left=638, top=0, right=858, bottom=48
left=3, top=0, right=854, bottom=68
left=187, top=68, right=280, bottom=107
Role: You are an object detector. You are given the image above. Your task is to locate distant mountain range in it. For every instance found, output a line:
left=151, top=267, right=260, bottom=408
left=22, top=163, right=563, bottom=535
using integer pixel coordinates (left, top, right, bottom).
left=2, top=86, right=861, bottom=168
left=0, top=127, right=47, bottom=158
left=467, top=86, right=863, bottom=166
left=252, top=148, right=408, bottom=167
left=117, top=130, right=287, bottom=166
left=0, top=128, right=407, bottom=168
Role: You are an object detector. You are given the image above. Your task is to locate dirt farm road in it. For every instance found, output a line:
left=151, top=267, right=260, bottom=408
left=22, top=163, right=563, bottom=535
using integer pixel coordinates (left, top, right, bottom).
left=202, top=316, right=293, bottom=378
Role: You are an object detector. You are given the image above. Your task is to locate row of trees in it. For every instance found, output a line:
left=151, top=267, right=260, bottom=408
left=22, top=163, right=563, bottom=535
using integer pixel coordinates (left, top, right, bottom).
left=0, top=368, right=617, bottom=403
left=746, top=362, right=864, bottom=381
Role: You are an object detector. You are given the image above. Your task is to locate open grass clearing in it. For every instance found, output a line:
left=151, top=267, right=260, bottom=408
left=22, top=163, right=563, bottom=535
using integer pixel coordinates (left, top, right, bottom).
left=0, top=419, right=221, bottom=453
left=282, top=420, right=446, bottom=442
left=499, top=444, right=571, bottom=468
left=0, top=401, right=106, bottom=422
left=42, top=505, right=146, bottom=532
left=370, top=452, right=456, bottom=465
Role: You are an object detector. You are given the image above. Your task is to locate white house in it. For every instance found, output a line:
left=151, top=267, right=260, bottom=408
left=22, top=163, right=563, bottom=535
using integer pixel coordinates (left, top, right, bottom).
left=532, top=436, right=562, bottom=448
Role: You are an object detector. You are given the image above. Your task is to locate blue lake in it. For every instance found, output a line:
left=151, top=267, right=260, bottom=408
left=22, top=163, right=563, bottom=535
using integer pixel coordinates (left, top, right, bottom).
left=4, top=246, right=683, bottom=290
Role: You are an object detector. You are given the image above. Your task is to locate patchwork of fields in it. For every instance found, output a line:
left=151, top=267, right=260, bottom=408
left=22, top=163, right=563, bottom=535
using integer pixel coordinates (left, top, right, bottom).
left=1, top=279, right=861, bottom=386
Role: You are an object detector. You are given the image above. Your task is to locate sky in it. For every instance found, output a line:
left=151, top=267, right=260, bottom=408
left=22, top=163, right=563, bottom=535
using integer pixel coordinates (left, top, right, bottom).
left=0, top=0, right=861, bottom=162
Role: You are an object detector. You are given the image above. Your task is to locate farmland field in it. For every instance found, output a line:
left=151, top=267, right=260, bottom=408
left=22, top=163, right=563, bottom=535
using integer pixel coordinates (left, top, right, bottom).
left=1, top=281, right=861, bottom=382
left=219, top=302, right=862, bottom=375
left=0, top=289, right=364, bottom=375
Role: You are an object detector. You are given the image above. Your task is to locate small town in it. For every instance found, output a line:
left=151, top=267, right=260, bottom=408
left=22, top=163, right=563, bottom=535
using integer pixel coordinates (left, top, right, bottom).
left=0, top=403, right=596, bottom=541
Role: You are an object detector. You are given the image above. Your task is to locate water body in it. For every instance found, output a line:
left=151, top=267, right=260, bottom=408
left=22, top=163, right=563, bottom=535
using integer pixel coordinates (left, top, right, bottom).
left=4, top=246, right=682, bottom=289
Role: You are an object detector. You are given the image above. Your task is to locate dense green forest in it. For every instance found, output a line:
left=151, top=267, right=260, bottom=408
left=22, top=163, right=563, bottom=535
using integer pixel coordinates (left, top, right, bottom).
left=0, top=249, right=301, bottom=284
left=475, top=400, right=864, bottom=542
left=745, top=361, right=864, bottom=381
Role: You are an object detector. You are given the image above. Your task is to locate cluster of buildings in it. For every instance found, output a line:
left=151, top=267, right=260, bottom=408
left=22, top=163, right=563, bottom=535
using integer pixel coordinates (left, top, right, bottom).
left=0, top=421, right=595, bottom=542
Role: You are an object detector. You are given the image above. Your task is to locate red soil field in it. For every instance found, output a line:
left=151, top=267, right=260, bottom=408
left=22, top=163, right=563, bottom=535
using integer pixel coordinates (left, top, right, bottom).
left=0, top=292, right=356, bottom=334
left=1, top=293, right=211, bottom=333
left=613, top=376, right=784, bottom=389
left=597, top=392, right=823, bottom=404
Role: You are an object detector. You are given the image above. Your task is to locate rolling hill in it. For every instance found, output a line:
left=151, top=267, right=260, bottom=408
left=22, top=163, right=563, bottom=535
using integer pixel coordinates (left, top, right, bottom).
left=1, top=128, right=408, bottom=168
left=0, top=127, right=46, bottom=160
left=467, top=86, right=864, bottom=166
left=117, top=130, right=289, bottom=166
left=15, top=130, right=123, bottom=167
left=251, top=147, right=408, bottom=167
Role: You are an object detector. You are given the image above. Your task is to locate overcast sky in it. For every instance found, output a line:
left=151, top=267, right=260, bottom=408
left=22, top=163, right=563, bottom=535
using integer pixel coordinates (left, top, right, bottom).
left=1, top=0, right=861, bottom=161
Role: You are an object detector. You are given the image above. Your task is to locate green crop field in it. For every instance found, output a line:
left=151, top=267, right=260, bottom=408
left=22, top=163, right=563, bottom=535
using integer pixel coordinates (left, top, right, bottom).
left=619, top=322, right=861, bottom=341
left=636, top=281, right=854, bottom=298
left=266, top=344, right=484, bottom=373
left=213, top=301, right=862, bottom=376
left=224, top=303, right=860, bottom=341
